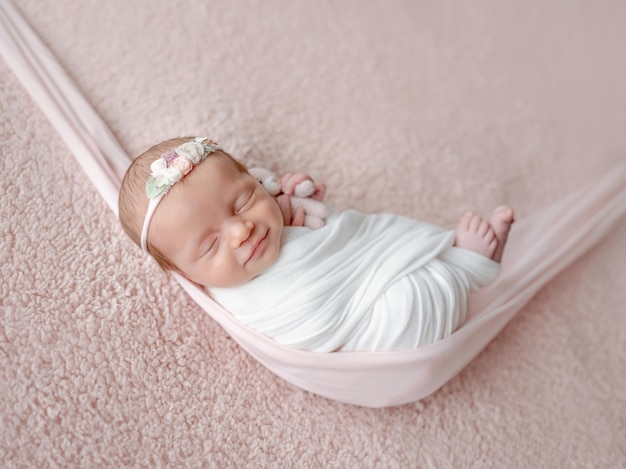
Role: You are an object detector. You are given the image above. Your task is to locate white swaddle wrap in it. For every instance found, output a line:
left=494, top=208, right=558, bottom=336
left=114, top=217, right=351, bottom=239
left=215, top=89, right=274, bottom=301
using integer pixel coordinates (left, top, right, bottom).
left=211, top=211, right=500, bottom=352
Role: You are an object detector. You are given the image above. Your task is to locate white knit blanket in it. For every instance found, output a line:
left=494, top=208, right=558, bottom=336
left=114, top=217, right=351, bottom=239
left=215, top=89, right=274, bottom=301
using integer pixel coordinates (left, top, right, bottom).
left=210, top=211, right=500, bottom=352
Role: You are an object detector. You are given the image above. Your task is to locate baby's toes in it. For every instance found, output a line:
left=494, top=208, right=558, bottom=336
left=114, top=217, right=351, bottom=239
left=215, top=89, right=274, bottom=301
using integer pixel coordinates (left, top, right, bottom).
left=482, top=223, right=498, bottom=243
left=495, top=205, right=515, bottom=223
left=469, top=214, right=483, bottom=232
left=478, top=219, right=491, bottom=236
left=459, top=212, right=473, bottom=231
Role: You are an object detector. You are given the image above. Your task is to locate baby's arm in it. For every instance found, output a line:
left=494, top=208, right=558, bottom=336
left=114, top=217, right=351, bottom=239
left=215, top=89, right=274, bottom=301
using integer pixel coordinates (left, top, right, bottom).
left=278, top=172, right=328, bottom=228
left=275, top=194, right=304, bottom=226
left=280, top=172, right=327, bottom=201
left=249, top=167, right=329, bottom=229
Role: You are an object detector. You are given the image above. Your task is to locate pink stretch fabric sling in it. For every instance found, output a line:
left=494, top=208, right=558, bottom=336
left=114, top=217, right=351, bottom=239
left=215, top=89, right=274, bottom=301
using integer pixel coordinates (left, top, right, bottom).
left=2, top=0, right=624, bottom=407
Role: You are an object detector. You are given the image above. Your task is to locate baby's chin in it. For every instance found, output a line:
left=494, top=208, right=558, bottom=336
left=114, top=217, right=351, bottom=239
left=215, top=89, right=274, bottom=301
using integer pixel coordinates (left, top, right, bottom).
left=190, top=271, right=263, bottom=290
left=181, top=247, right=280, bottom=289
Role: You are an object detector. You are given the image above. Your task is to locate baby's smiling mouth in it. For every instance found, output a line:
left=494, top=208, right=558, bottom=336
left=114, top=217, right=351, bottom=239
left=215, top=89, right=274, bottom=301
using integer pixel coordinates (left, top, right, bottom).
left=245, top=229, right=269, bottom=264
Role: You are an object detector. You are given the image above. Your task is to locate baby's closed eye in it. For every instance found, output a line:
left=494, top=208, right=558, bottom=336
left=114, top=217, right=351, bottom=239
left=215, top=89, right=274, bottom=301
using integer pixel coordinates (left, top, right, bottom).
left=235, top=190, right=254, bottom=213
left=199, top=236, right=219, bottom=258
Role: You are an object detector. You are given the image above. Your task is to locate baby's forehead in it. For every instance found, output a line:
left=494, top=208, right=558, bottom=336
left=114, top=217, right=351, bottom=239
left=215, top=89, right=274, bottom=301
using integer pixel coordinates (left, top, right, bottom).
left=172, top=153, right=249, bottom=201
left=195, top=151, right=243, bottom=180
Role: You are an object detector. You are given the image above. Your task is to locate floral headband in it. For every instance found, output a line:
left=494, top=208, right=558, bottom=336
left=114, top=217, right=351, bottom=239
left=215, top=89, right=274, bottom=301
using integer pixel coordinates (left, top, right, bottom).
left=140, top=137, right=221, bottom=253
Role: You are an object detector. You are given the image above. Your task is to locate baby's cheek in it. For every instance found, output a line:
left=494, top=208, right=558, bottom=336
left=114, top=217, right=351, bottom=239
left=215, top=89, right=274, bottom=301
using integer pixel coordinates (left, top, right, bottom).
left=207, top=255, right=244, bottom=288
left=268, top=196, right=289, bottom=226
left=179, top=263, right=201, bottom=284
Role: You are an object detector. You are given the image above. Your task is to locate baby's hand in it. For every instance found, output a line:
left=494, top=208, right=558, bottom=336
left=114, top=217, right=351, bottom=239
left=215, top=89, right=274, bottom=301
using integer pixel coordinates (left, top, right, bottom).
left=249, top=166, right=329, bottom=229
left=280, top=172, right=327, bottom=202
left=278, top=172, right=328, bottom=229
left=276, top=193, right=329, bottom=229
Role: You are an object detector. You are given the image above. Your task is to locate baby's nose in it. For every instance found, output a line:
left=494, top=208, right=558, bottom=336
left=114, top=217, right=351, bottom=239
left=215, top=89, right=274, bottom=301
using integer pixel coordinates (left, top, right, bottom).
left=228, top=220, right=254, bottom=248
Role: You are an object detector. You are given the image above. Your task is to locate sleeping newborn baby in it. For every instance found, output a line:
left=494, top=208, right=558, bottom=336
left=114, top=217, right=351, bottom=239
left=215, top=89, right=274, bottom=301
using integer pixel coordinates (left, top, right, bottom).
left=119, top=137, right=514, bottom=352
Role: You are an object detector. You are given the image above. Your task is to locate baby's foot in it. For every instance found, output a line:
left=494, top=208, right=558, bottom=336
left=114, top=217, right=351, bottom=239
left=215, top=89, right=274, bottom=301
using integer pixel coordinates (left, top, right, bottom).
left=489, top=205, right=514, bottom=262
left=454, top=212, right=498, bottom=259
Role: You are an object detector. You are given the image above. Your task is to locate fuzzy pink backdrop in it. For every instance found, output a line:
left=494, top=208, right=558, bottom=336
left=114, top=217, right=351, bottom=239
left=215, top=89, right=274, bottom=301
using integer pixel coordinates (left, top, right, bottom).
left=1, top=0, right=625, bottom=466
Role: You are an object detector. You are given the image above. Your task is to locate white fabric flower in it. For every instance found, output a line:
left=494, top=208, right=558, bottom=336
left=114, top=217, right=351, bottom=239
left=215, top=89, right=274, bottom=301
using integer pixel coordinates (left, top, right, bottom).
left=144, top=137, right=221, bottom=198
left=176, top=141, right=205, bottom=164
left=146, top=158, right=183, bottom=198
left=151, top=158, right=182, bottom=184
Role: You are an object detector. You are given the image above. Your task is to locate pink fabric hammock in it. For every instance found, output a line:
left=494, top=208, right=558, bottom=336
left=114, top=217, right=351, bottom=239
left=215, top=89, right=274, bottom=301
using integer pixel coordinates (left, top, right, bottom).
left=2, top=0, right=623, bottom=407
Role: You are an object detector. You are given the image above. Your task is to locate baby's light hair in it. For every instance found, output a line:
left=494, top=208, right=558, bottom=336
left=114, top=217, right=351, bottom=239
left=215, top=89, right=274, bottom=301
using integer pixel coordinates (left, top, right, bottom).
left=118, top=136, right=248, bottom=271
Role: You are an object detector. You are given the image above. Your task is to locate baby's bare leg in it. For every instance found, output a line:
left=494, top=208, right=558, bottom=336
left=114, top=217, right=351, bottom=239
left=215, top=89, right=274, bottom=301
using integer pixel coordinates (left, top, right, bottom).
left=454, top=206, right=514, bottom=262
left=489, top=206, right=514, bottom=262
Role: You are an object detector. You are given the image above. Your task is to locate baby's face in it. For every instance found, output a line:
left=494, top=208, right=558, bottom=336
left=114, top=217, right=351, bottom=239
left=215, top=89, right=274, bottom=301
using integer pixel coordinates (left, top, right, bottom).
left=148, top=152, right=284, bottom=288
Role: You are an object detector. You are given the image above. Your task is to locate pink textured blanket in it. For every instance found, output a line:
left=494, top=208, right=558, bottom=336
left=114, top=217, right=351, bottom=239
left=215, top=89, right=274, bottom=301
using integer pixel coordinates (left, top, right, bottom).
left=1, top=0, right=625, bottom=466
